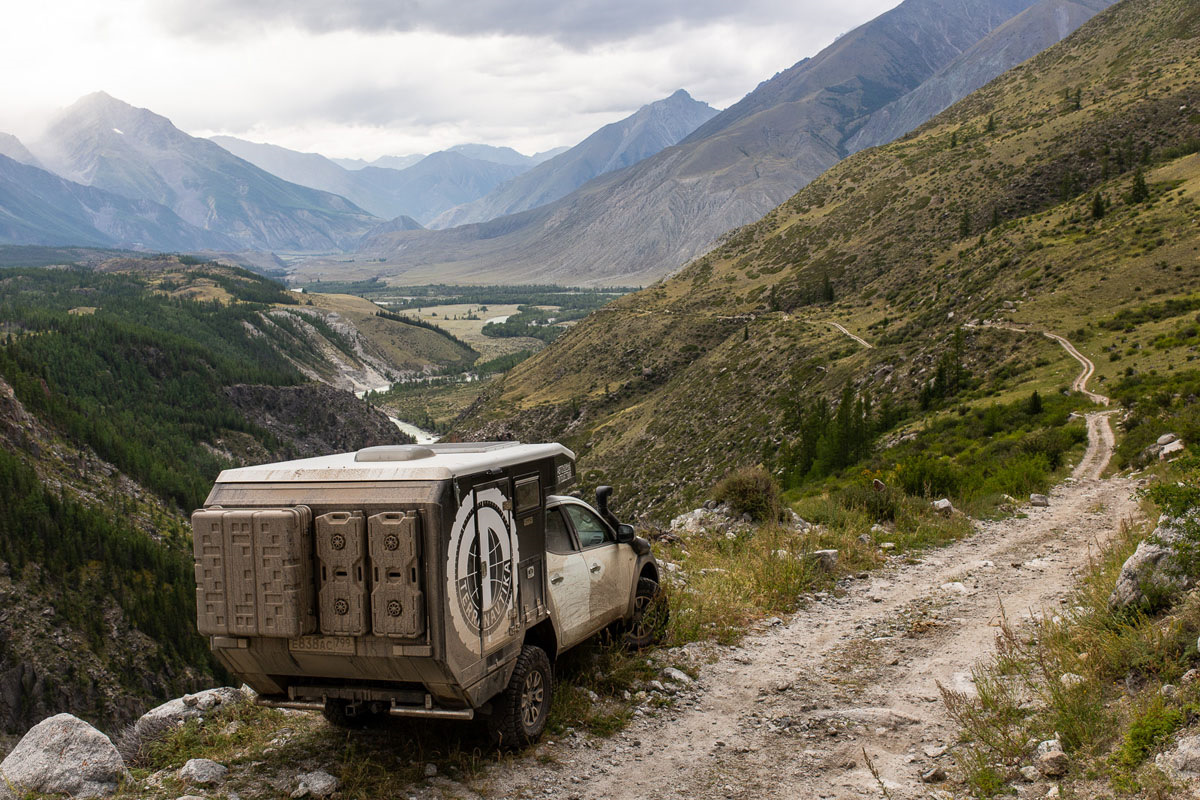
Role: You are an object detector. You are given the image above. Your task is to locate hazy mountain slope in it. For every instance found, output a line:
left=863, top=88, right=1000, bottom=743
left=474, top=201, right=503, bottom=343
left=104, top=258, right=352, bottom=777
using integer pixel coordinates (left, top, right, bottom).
left=364, top=151, right=527, bottom=225
left=0, top=133, right=41, bottom=169
left=366, top=154, right=425, bottom=171
left=0, top=154, right=235, bottom=250
left=445, top=143, right=535, bottom=166
left=209, top=135, right=371, bottom=204
left=210, top=137, right=535, bottom=223
left=340, top=0, right=1040, bottom=286
left=432, top=90, right=719, bottom=228
left=451, top=0, right=1200, bottom=517
left=846, top=0, right=1116, bottom=153
left=33, top=93, right=379, bottom=252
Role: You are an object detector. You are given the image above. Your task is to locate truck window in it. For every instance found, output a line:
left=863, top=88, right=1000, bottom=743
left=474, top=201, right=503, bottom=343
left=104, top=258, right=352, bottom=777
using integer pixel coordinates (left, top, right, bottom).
left=563, top=505, right=614, bottom=549
left=545, top=507, right=577, bottom=553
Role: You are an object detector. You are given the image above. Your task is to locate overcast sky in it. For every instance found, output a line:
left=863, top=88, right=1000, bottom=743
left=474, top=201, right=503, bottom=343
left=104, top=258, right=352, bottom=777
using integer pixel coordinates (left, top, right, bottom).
left=2, top=0, right=901, bottom=160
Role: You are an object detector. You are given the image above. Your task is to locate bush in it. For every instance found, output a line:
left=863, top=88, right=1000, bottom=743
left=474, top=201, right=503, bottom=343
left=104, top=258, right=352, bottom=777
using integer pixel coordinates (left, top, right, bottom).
left=981, top=453, right=1051, bottom=498
left=1118, top=696, right=1183, bottom=767
left=893, top=454, right=960, bottom=498
left=836, top=481, right=902, bottom=522
left=714, top=466, right=780, bottom=522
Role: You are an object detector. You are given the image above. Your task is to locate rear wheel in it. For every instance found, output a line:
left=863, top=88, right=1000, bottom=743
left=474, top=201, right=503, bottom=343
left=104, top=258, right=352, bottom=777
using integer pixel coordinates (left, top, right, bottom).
left=488, top=645, right=553, bottom=748
left=622, top=577, right=669, bottom=650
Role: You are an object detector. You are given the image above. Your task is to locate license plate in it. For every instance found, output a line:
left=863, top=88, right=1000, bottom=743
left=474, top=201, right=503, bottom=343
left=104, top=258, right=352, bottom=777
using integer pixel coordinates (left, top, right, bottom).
left=289, top=635, right=355, bottom=655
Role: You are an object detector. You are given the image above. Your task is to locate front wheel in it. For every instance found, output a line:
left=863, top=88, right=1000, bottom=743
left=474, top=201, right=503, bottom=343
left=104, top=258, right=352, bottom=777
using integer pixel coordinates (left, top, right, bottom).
left=622, top=577, right=669, bottom=650
left=487, top=645, right=553, bottom=748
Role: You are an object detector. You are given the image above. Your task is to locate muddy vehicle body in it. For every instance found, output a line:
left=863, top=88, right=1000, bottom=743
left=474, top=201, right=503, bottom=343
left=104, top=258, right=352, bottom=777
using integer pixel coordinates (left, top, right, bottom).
left=191, top=442, right=664, bottom=743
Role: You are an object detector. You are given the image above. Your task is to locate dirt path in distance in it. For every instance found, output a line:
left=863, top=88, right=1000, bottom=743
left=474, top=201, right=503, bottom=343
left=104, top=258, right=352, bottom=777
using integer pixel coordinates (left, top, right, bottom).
left=827, top=321, right=874, bottom=349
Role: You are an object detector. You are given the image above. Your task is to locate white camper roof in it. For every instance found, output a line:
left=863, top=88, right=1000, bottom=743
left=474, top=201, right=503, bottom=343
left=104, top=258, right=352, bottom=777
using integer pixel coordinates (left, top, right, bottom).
left=214, top=442, right=574, bottom=483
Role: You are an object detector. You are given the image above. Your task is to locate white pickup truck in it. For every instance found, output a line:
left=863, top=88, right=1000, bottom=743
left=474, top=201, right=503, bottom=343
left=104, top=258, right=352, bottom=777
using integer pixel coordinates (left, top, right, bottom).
left=191, top=442, right=667, bottom=745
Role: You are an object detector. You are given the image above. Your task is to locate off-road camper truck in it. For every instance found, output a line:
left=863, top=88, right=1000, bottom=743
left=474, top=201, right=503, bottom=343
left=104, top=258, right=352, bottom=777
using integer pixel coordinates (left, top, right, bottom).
left=191, top=442, right=665, bottom=745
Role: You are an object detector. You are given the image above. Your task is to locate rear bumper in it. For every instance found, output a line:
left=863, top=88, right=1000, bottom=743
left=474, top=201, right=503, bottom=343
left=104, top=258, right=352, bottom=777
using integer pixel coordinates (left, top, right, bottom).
left=255, top=695, right=475, bottom=721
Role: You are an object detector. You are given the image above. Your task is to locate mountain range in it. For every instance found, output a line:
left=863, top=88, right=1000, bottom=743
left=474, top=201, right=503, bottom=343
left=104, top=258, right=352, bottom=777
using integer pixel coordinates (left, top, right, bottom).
left=329, top=0, right=1113, bottom=287
left=451, top=0, right=1200, bottom=516
left=0, top=0, right=1114, bottom=272
left=28, top=93, right=378, bottom=252
left=211, top=138, right=529, bottom=224
left=431, top=90, right=718, bottom=228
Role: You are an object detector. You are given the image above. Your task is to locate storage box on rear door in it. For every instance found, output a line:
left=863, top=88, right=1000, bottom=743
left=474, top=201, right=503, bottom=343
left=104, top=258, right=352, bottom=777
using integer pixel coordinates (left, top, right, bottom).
left=191, top=506, right=315, bottom=637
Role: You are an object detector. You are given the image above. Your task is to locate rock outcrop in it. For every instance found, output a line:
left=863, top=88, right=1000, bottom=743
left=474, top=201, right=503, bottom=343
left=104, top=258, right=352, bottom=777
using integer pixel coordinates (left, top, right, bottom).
left=0, top=713, right=128, bottom=798
left=222, top=384, right=411, bottom=460
left=1109, top=515, right=1195, bottom=608
left=132, top=687, right=245, bottom=742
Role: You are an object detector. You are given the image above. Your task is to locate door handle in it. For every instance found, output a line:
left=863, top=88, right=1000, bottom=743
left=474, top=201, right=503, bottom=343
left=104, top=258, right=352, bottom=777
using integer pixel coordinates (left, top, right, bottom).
left=590, top=563, right=601, bottom=573
left=550, top=575, right=564, bottom=585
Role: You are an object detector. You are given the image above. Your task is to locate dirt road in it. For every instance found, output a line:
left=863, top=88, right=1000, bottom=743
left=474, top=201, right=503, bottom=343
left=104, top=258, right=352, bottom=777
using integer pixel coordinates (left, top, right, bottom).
left=472, top=410, right=1134, bottom=800
left=827, top=321, right=874, bottom=349
left=1042, top=331, right=1108, bottom=406
left=463, top=324, right=1134, bottom=800
left=965, top=322, right=1109, bottom=406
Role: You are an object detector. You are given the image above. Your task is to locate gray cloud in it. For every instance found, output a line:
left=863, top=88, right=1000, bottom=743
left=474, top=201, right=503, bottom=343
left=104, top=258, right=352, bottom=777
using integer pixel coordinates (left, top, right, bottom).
left=158, top=0, right=846, bottom=47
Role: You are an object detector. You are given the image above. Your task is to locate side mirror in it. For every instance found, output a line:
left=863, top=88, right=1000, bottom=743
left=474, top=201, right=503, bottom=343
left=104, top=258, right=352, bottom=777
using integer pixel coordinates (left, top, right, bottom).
left=617, top=523, right=635, bottom=544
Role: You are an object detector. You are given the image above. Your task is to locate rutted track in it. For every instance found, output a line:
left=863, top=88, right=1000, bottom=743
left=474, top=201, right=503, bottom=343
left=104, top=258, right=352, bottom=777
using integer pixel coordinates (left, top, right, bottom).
left=468, top=330, right=1134, bottom=800
left=471, top=412, right=1132, bottom=800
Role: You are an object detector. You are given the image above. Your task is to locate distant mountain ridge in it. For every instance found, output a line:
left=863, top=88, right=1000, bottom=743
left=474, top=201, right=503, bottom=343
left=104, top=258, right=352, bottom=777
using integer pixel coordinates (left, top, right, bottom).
left=340, top=0, right=1048, bottom=286
left=212, top=136, right=537, bottom=224
left=0, top=134, right=41, bottom=169
left=31, top=93, right=379, bottom=252
left=431, top=89, right=719, bottom=229
left=0, top=153, right=236, bottom=250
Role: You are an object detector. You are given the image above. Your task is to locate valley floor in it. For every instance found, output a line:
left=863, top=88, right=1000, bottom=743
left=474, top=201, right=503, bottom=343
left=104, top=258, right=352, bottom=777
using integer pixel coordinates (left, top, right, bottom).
left=475, top=411, right=1138, bottom=799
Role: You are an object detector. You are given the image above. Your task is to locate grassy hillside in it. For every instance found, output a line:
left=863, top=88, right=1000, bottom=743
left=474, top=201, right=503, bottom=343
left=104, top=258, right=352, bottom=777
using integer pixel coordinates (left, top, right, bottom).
left=455, top=0, right=1200, bottom=519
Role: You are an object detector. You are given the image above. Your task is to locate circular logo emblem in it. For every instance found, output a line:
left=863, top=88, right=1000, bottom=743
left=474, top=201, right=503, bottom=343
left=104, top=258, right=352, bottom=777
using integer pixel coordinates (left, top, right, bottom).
left=446, top=487, right=516, bottom=645
left=384, top=533, right=400, bottom=551
left=331, top=532, right=346, bottom=551
left=387, top=599, right=402, bottom=617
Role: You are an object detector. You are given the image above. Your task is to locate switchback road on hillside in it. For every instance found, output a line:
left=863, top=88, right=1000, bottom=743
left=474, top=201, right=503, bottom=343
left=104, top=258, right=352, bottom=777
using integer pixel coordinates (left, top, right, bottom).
left=1041, top=331, right=1108, bottom=405
left=827, top=321, right=873, bottom=349
left=964, top=322, right=1109, bottom=406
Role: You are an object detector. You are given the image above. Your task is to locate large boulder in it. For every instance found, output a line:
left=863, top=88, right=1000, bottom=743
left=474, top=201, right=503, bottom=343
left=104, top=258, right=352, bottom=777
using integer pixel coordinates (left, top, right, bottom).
left=133, top=686, right=245, bottom=740
left=0, top=713, right=128, bottom=798
left=1109, top=515, right=1194, bottom=609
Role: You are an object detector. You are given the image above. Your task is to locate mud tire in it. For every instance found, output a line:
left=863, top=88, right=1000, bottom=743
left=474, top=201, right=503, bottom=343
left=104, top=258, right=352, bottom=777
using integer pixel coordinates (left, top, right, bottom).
left=622, top=577, right=669, bottom=650
left=488, top=645, right=553, bottom=748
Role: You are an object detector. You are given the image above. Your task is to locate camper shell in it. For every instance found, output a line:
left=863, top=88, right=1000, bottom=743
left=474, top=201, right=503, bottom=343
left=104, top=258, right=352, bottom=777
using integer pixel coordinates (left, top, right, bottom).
left=191, top=442, right=661, bottom=735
